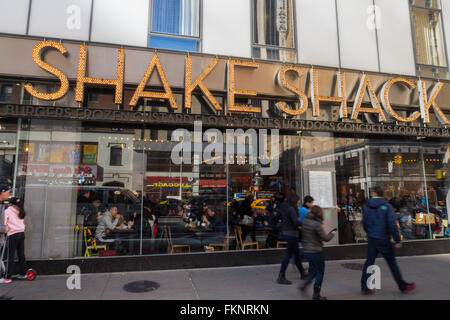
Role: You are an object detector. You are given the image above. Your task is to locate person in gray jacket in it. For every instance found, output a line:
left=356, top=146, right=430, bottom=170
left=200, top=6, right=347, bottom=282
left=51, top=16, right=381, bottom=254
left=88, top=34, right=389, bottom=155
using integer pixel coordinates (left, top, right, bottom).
left=299, top=205, right=336, bottom=300
left=95, top=205, right=122, bottom=243
left=0, top=184, right=12, bottom=283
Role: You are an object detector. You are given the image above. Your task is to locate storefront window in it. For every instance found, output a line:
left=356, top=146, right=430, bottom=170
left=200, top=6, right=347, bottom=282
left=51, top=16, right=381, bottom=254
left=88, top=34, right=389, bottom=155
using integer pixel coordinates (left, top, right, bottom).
left=12, top=119, right=145, bottom=259
left=1, top=117, right=449, bottom=259
left=0, top=119, right=17, bottom=187
left=421, top=141, right=449, bottom=239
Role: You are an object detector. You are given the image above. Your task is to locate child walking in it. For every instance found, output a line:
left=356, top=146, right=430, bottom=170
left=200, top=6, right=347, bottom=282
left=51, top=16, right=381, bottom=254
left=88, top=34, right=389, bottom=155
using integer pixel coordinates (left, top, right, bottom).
left=4, top=197, right=27, bottom=279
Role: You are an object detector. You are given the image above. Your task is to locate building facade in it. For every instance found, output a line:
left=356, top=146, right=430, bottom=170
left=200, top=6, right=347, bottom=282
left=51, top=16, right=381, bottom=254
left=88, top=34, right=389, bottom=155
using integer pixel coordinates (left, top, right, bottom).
left=0, top=0, right=449, bottom=261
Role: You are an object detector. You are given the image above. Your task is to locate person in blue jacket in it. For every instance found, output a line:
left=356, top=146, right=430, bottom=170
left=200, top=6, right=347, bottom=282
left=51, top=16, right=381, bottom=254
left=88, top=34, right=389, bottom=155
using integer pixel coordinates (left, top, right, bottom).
left=361, top=186, right=415, bottom=294
left=299, top=196, right=314, bottom=223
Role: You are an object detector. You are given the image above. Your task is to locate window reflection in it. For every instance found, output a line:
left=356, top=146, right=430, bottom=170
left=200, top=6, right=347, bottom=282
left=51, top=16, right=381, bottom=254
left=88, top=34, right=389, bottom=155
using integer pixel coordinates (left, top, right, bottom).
left=1, top=111, right=448, bottom=259
left=411, top=4, right=447, bottom=67
left=252, top=0, right=296, bottom=62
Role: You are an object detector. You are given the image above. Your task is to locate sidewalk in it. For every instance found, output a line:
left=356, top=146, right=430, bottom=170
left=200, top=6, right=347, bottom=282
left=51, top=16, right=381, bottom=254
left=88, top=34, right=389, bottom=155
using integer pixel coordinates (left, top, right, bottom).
left=1, top=254, right=449, bottom=300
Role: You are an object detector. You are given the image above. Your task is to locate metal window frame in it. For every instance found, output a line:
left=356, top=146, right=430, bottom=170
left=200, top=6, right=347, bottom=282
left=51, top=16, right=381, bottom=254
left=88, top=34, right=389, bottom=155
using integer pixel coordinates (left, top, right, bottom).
left=372, top=0, right=381, bottom=72
left=250, top=0, right=298, bottom=63
left=26, top=0, right=33, bottom=36
left=148, top=0, right=202, bottom=52
left=409, top=0, right=449, bottom=74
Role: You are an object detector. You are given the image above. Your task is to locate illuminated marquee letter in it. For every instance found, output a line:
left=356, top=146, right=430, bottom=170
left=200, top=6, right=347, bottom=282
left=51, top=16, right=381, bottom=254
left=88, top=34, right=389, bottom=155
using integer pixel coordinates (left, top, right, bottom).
left=185, top=56, right=222, bottom=111
left=380, top=77, right=420, bottom=122
left=275, top=65, right=308, bottom=115
left=75, top=45, right=124, bottom=104
left=418, top=80, right=449, bottom=125
left=129, top=53, right=177, bottom=109
left=227, top=59, right=260, bottom=113
left=351, top=74, right=386, bottom=121
left=310, top=68, right=348, bottom=119
left=24, top=41, right=69, bottom=101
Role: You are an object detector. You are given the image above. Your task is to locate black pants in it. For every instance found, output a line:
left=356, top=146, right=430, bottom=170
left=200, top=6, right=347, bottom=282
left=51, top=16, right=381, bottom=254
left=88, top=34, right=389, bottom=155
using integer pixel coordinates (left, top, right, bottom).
left=361, top=238, right=408, bottom=291
left=8, top=232, right=27, bottom=276
left=304, top=252, right=325, bottom=287
left=279, top=235, right=305, bottom=275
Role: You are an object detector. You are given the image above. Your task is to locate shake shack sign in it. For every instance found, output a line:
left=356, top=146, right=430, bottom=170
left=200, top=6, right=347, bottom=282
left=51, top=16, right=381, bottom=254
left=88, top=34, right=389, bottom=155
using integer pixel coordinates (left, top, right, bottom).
left=1, top=104, right=449, bottom=138
left=0, top=38, right=449, bottom=137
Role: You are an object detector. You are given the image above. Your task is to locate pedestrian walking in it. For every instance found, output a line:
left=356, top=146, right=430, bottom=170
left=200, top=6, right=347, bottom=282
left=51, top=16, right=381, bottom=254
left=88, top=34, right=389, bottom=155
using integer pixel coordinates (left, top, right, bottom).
left=4, top=197, right=28, bottom=280
left=299, top=196, right=314, bottom=223
left=360, top=186, right=415, bottom=294
left=0, top=184, right=12, bottom=284
left=276, top=194, right=307, bottom=285
left=299, top=205, right=336, bottom=300
left=287, top=188, right=300, bottom=208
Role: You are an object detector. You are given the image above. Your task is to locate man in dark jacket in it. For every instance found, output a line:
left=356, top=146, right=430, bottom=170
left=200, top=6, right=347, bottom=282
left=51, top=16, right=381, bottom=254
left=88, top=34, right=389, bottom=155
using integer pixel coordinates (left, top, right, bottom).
left=361, top=186, right=415, bottom=294
left=287, top=188, right=300, bottom=207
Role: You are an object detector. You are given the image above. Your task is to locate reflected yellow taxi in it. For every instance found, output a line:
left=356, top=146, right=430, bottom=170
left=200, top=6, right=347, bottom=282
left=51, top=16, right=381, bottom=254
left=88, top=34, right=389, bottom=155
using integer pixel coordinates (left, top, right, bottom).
left=227, top=198, right=271, bottom=210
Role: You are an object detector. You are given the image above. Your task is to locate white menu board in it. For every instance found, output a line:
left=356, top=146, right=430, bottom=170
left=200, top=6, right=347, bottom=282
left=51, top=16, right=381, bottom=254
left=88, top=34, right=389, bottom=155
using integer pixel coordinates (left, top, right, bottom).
left=309, top=171, right=334, bottom=208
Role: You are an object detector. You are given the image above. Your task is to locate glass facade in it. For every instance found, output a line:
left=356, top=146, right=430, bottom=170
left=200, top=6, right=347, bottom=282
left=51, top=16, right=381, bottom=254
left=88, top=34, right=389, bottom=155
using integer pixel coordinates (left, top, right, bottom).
left=1, top=78, right=449, bottom=259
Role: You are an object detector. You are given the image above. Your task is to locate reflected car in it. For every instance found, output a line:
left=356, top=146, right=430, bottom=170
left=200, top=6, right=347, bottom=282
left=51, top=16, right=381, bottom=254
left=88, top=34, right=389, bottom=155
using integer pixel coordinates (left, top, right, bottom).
left=251, top=199, right=271, bottom=210
left=227, top=198, right=271, bottom=211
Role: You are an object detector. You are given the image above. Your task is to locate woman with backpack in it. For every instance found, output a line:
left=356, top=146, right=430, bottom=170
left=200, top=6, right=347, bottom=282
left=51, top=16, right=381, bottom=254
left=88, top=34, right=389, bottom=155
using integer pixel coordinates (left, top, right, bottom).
left=4, top=197, right=28, bottom=279
left=299, top=205, right=336, bottom=300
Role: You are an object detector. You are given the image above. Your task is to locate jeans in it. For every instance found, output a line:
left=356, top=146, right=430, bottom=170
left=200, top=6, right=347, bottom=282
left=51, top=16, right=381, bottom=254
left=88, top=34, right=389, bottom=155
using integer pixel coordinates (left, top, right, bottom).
left=279, top=235, right=305, bottom=275
left=361, top=238, right=408, bottom=291
left=304, top=252, right=325, bottom=287
left=8, top=232, right=27, bottom=276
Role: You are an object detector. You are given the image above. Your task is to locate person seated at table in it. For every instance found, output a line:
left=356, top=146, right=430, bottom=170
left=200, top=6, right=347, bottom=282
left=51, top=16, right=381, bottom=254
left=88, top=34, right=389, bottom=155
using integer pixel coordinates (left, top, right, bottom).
left=203, top=206, right=224, bottom=232
left=253, top=209, right=268, bottom=228
left=266, top=196, right=277, bottom=214
left=264, top=208, right=282, bottom=248
left=227, top=207, right=241, bottom=227
left=95, top=205, right=122, bottom=244
left=202, top=206, right=225, bottom=246
left=96, top=206, right=136, bottom=254
left=132, top=203, right=157, bottom=235
left=117, top=213, right=134, bottom=230
left=166, top=209, right=202, bottom=251
left=239, top=194, right=254, bottom=219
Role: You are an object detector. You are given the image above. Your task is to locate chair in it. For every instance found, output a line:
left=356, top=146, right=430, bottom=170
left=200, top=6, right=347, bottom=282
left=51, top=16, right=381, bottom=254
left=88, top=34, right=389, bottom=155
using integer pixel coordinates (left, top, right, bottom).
left=83, top=227, right=107, bottom=257
left=276, top=241, right=287, bottom=248
left=209, top=237, right=227, bottom=251
left=166, top=226, right=190, bottom=254
left=233, top=225, right=259, bottom=250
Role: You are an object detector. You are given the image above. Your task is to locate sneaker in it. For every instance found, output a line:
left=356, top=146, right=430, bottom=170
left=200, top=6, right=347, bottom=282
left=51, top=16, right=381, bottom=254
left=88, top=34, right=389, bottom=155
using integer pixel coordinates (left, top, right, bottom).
left=401, top=282, right=416, bottom=294
left=361, top=289, right=375, bottom=295
left=12, top=274, right=28, bottom=280
left=0, top=278, right=12, bottom=284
